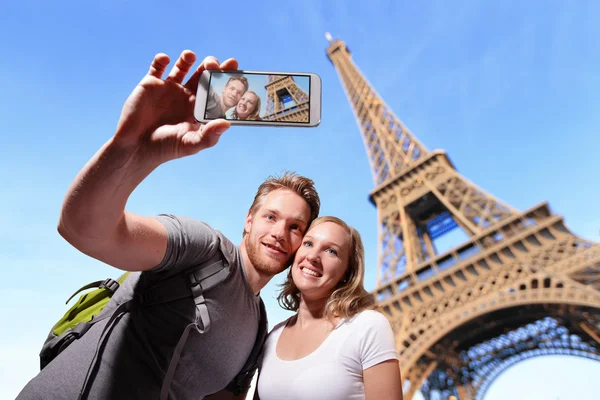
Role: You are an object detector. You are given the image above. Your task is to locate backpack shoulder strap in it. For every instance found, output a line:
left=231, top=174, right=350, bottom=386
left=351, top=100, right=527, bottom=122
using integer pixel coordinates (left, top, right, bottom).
left=158, top=231, right=237, bottom=400
left=138, top=230, right=235, bottom=332
left=64, top=277, right=121, bottom=305
left=215, top=230, right=235, bottom=266
left=226, top=296, right=269, bottom=396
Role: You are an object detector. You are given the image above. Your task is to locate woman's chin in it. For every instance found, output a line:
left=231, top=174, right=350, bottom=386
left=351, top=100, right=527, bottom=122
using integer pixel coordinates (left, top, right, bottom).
left=294, top=277, right=326, bottom=297
left=293, top=276, right=314, bottom=293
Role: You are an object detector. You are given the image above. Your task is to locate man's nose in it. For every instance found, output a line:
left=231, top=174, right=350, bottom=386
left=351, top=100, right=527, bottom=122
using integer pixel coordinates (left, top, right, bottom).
left=271, top=221, right=286, bottom=241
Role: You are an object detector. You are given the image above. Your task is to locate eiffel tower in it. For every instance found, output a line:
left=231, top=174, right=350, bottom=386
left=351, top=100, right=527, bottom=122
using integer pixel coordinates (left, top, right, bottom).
left=325, top=33, right=600, bottom=400
left=262, top=75, right=309, bottom=122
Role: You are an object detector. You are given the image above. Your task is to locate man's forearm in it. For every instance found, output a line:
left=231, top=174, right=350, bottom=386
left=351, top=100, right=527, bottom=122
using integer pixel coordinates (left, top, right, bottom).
left=58, top=136, right=158, bottom=246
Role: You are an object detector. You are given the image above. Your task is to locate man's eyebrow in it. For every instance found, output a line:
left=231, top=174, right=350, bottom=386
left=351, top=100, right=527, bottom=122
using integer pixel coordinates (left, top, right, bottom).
left=293, top=215, right=309, bottom=224
left=264, top=208, right=308, bottom=225
left=263, top=208, right=280, bottom=216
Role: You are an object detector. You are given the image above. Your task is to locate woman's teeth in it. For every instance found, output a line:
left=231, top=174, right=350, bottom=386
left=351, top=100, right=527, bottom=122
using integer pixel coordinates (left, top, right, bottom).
left=301, top=267, right=320, bottom=277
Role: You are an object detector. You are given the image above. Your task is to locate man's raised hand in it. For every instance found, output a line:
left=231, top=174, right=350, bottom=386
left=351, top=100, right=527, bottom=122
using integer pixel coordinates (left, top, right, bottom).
left=113, top=50, right=239, bottom=166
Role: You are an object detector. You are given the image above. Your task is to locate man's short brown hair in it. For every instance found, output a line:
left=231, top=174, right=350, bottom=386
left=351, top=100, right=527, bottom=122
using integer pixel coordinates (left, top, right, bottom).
left=226, top=76, right=249, bottom=92
left=243, top=171, right=320, bottom=236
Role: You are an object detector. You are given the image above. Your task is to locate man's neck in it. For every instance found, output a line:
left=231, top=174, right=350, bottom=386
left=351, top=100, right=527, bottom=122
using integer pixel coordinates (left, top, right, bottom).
left=220, top=98, right=230, bottom=114
left=239, top=240, right=272, bottom=295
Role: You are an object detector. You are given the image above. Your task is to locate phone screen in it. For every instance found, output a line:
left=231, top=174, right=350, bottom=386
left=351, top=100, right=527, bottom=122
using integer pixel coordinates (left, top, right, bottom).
left=203, top=72, right=312, bottom=124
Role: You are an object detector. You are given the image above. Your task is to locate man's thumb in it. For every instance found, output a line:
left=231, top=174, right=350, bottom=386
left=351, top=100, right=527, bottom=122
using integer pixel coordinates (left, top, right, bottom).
left=204, top=119, right=230, bottom=138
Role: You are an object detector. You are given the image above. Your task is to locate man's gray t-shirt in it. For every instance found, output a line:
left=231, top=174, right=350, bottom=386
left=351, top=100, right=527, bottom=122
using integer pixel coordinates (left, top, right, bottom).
left=17, top=215, right=261, bottom=399
left=205, top=91, right=225, bottom=119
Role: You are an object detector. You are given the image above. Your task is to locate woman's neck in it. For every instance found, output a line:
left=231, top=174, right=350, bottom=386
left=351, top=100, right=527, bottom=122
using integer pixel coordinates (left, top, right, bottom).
left=295, top=296, right=331, bottom=328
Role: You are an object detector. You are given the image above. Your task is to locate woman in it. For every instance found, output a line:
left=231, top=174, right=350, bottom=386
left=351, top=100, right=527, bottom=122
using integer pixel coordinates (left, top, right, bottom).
left=231, top=90, right=262, bottom=120
left=255, top=216, right=403, bottom=400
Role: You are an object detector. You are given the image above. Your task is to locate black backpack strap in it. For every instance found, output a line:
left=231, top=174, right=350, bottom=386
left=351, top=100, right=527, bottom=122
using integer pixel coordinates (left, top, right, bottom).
left=226, top=297, right=269, bottom=396
left=137, top=250, right=226, bottom=307
left=78, top=299, right=134, bottom=400
left=158, top=251, right=231, bottom=400
left=159, top=232, right=235, bottom=400
left=65, top=278, right=121, bottom=304
left=40, top=317, right=101, bottom=370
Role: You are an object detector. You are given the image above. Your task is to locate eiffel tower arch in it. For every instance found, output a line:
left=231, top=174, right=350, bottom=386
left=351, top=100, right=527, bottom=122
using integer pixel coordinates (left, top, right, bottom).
left=262, top=75, right=309, bottom=122
left=325, top=34, right=600, bottom=400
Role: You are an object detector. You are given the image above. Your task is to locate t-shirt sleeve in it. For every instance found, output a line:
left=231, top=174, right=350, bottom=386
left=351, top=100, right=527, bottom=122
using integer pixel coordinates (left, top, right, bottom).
left=149, top=214, right=221, bottom=276
left=205, top=92, right=224, bottom=119
left=358, top=311, right=400, bottom=370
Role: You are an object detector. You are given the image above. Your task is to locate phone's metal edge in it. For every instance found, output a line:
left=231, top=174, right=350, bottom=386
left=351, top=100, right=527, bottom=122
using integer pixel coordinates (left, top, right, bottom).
left=309, top=73, right=322, bottom=127
left=193, top=72, right=211, bottom=123
left=194, top=70, right=322, bottom=128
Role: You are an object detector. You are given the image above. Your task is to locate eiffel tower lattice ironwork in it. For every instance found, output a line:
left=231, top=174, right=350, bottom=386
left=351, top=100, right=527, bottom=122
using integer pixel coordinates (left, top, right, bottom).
left=262, top=75, right=309, bottom=122
left=325, top=33, right=600, bottom=400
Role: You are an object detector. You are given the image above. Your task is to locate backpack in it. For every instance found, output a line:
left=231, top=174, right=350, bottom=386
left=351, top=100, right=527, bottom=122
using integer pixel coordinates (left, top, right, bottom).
left=39, top=231, right=268, bottom=400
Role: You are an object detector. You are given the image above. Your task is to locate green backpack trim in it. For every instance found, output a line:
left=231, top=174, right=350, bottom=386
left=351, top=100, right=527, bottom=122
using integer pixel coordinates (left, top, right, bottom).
left=51, top=273, right=130, bottom=337
left=39, top=272, right=131, bottom=370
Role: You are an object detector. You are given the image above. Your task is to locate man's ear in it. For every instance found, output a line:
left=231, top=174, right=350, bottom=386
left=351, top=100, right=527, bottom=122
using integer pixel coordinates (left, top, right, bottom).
left=244, top=210, right=253, bottom=235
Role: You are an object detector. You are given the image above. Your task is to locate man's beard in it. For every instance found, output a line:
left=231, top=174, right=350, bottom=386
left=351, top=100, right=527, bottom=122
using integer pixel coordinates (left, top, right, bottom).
left=245, top=233, right=291, bottom=277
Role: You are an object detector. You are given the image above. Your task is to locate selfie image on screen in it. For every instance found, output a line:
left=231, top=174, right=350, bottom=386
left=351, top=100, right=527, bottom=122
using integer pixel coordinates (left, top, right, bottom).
left=204, top=72, right=311, bottom=123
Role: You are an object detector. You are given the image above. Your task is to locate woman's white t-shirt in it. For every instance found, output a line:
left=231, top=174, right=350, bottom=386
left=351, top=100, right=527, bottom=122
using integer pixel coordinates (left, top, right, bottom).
left=256, top=310, right=399, bottom=400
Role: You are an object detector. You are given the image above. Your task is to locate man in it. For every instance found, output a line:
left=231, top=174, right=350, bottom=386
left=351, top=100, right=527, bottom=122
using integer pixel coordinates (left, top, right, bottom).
left=17, top=50, right=320, bottom=399
left=205, top=75, right=249, bottom=119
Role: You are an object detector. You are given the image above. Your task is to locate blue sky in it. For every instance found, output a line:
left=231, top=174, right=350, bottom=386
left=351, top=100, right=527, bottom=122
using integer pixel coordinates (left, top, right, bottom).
left=1, top=0, right=599, bottom=398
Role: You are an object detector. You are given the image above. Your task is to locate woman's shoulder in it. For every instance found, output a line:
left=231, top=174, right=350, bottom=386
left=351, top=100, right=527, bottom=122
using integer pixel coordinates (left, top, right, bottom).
left=346, top=309, right=390, bottom=326
left=337, top=310, right=397, bottom=361
left=358, top=309, right=388, bottom=320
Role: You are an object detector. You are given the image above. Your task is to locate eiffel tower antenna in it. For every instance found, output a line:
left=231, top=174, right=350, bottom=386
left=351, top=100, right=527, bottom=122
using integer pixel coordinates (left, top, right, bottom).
left=326, top=36, right=600, bottom=400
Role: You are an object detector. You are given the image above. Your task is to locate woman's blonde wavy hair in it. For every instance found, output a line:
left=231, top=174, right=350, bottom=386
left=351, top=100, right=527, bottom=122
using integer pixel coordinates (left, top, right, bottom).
left=277, top=216, right=376, bottom=319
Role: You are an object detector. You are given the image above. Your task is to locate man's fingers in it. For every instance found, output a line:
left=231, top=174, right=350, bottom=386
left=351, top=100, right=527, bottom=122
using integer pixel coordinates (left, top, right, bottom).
left=202, top=119, right=230, bottom=138
left=219, top=58, right=239, bottom=71
left=199, top=119, right=231, bottom=149
left=185, top=56, right=234, bottom=93
left=201, top=56, right=221, bottom=71
left=166, top=50, right=196, bottom=84
left=183, top=61, right=211, bottom=94
left=180, top=119, right=231, bottom=157
left=149, top=53, right=238, bottom=86
left=148, top=53, right=170, bottom=79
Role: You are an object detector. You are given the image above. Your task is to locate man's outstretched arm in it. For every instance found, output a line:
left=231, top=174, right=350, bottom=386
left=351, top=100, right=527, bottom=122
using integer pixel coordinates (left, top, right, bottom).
left=58, top=51, right=238, bottom=272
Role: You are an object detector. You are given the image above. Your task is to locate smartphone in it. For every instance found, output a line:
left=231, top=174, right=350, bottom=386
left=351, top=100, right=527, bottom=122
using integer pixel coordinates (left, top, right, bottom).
left=194, top=70, right=322, bottom=127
